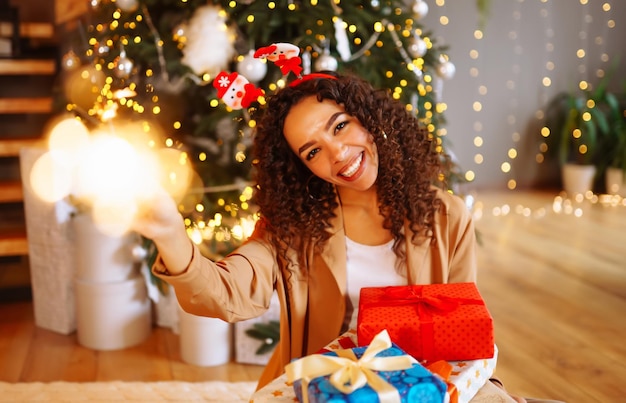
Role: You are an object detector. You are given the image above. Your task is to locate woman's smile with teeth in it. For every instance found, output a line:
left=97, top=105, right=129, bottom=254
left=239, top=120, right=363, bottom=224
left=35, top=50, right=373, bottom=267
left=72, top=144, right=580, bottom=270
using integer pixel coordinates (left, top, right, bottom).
left=340, top=152, right=363, bottom=178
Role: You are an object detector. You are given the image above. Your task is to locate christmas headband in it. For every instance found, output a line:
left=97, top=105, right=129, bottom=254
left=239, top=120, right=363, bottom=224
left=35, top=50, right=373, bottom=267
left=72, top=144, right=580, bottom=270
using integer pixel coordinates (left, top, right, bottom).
left=213, top=42, right=337, bottom=110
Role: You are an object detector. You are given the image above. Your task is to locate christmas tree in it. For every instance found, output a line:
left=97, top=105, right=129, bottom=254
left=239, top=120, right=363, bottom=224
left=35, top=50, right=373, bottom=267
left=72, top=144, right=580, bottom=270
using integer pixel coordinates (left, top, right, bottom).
left=55, top=0, right=463, bottom=255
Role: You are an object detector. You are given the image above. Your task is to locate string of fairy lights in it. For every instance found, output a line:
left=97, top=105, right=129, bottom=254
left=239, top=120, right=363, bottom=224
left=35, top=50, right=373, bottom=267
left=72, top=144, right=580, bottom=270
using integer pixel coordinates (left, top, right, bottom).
left=536, top=1, right=617, bottom=178
left=534, top=0, right=555, bottom=167
left=432, top=0, right=485, bottom=185
left=500, top=0, right=523, bottom=191
left=431, top=0, right=624, bottom=219
left=510, top=0, right=624, bottom=218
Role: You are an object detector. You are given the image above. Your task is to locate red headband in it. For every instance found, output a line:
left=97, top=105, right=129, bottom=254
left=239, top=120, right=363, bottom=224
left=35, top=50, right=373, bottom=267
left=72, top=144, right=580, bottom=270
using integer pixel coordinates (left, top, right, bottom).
left=289, top=73, right=338, bottom=87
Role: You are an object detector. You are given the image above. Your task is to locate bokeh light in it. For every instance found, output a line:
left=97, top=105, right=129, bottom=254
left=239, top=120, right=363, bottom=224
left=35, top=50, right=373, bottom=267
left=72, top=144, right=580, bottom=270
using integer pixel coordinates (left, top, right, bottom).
left=29, top=116, right=196, bottom=236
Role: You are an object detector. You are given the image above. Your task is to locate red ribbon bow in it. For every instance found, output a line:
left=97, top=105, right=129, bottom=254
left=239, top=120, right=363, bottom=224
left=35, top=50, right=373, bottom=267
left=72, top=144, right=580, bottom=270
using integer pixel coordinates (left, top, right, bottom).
left=274, top=56, right=303, bottom=77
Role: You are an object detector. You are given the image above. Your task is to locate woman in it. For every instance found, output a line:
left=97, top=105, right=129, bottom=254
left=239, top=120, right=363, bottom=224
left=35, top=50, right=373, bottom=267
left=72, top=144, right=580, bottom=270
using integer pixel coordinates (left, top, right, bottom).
left=132, top=72, right=527, bottom=401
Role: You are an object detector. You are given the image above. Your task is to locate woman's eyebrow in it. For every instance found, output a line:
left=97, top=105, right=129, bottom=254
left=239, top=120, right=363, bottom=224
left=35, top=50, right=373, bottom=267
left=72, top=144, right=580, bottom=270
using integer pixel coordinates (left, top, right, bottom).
left=324, top=112, right=344, bottom=131
left=298, top=141, right=314, bottom=155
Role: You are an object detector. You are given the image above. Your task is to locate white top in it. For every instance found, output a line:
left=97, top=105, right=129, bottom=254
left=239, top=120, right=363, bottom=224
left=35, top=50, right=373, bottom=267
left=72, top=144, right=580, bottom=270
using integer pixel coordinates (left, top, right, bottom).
left=344, top=236, right=406, bottom=330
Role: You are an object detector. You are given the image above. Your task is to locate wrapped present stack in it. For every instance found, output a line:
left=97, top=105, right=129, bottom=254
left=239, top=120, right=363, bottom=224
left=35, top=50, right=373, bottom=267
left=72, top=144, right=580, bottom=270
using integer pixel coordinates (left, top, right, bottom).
left=251, top=283, right=501, bottom=403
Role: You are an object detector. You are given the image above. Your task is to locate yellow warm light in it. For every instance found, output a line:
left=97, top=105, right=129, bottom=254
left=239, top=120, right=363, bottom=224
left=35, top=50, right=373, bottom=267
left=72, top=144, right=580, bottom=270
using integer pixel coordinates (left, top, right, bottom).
left=47, top=117, right=91, bottom=160
left=91, top=195, right=139, bottom=237
left=29, top=113, right=204, bottom=235
left=29, top=152, right=74, bottom=203
left=114, top=120, right=164, bottom=151
left=73, top=133, right=155, bottom=205
left=189, top=227, right=203, bottom=245
left=155, top=148, right=193, bottom=202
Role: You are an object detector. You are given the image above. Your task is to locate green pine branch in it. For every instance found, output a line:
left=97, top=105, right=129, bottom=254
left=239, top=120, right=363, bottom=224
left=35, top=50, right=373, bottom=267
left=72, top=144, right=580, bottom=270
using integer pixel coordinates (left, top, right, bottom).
left=245, top=320, right=280, bottom=355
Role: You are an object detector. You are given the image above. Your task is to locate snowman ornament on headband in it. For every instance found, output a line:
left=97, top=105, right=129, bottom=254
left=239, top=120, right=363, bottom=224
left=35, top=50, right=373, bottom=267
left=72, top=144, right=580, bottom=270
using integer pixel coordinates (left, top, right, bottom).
left=253, top=42, right=303, bottom=78
left=213, top=71, right=265, bottom=110
left=214, top=42, right=336, bottom=109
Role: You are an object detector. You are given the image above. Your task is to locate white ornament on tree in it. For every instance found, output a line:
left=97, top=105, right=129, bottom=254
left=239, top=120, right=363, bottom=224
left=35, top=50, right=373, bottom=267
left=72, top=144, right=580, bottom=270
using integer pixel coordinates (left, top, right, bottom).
left=334, top=17, right=351, bottom=62
left=62, top=50, right=81, bottom=71
left=116, top=0, right=139, bottom=13
left=180, top=5, right=236, bottom=77
left=408, top=35, right=428, bottom=58
left=301, top=50, right=312, bottom=75
left=95, top=42, right=109, bottom=56
left=114, top=48, right=134, bottom=79
left=436, top=58, right=456, bottom=80
left=314, top=50, right=338, bottom=72
left=237, top=50, right=267, bottom=83
left=412, top=0, right=429, bottom=19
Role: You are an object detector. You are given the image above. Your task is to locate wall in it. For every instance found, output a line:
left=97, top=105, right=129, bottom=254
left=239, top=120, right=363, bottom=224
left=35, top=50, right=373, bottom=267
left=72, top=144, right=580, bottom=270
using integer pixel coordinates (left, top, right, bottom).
left=421, top=0, right=626, bottom=190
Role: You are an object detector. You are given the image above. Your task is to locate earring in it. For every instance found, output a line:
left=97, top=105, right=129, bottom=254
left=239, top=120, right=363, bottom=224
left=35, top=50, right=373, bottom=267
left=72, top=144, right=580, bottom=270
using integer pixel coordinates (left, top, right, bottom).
left=382, top=130, right=388, bottom=140
left=305, top=175, right=324, bottom=202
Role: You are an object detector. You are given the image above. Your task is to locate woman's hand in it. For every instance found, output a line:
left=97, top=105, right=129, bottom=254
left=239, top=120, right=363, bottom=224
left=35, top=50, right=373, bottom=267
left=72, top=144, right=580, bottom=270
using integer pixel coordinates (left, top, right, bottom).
left=132, top=187, right=194, bottom=275
left=132, top=187, right=183, bottom=242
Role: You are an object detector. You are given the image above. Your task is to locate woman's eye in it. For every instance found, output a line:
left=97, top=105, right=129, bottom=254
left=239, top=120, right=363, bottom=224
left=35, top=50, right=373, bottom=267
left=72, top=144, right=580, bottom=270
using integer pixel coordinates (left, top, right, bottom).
left=306, top=148, right=320, bottom=161
left=334, top=121, right=347, bottom=133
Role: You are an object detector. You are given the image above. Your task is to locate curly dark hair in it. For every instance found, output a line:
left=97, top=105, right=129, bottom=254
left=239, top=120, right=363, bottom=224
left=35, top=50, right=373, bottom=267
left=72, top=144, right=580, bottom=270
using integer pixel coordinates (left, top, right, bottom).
left=251, top=72, right=444, bottom=269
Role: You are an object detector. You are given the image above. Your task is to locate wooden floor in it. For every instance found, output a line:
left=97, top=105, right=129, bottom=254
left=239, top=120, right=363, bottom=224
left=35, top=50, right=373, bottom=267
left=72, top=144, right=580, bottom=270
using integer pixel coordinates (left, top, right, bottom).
left=0, top=189, right=625, bottom=402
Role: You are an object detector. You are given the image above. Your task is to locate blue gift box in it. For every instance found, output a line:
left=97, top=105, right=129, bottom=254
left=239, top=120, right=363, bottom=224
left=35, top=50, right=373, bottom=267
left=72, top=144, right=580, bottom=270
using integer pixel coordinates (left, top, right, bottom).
left=292, top=343, right=447, bottom=403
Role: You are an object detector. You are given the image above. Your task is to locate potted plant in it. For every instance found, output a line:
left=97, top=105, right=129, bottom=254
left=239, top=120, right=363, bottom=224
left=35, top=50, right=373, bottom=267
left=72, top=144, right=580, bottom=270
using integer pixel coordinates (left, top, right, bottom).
left=597, top=83, right=626, bottom=196
left=543, top=77, right=616, bottom=195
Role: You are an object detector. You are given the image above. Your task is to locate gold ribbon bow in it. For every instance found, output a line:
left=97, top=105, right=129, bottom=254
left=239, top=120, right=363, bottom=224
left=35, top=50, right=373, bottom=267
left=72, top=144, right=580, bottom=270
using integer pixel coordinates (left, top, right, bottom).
left=285, top=330, right=415, bottom=403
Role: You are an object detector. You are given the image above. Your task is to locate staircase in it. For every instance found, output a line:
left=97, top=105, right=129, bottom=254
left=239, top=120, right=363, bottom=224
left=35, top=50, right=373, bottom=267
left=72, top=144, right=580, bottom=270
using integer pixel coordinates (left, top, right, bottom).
left=0, top=1, right=58, bottom=301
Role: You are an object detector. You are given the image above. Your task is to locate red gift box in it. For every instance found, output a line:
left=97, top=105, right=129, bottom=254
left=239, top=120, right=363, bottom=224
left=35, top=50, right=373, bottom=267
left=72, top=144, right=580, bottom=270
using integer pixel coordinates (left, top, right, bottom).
left=357, top=283, right=494, bottom=362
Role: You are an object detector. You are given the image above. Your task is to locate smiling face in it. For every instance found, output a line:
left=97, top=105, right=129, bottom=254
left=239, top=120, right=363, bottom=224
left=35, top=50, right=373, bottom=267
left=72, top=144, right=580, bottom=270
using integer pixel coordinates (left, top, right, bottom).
left=283, top=96, right=379, bottom=192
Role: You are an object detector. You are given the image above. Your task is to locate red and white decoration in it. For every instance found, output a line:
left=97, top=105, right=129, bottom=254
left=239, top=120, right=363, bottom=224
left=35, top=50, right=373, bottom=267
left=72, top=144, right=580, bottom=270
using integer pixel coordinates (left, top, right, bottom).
left=213, top=71, right=265, bottom=110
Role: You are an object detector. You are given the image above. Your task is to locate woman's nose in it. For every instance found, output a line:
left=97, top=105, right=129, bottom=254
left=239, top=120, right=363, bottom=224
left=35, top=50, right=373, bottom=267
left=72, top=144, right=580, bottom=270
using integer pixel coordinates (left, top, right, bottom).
left=330, top=142, right=348, bottom=162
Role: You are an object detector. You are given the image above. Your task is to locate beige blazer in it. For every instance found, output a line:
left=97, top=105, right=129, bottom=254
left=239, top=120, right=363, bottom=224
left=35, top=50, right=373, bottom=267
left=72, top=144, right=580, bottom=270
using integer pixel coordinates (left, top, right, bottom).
left=153, top=188, right=477, bottom=389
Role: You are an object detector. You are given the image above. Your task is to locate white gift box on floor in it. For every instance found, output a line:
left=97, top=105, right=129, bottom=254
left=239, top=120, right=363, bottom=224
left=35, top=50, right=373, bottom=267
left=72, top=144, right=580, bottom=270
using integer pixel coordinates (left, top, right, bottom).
left=72, top=213, right=141, bottom=283
left=75, top=275, right=152, bottom=351
left=178, top=305, right=232, bottom=367
left=234, top=292, right=280, bottom=365
left=20, top=147, right=77, bottom=335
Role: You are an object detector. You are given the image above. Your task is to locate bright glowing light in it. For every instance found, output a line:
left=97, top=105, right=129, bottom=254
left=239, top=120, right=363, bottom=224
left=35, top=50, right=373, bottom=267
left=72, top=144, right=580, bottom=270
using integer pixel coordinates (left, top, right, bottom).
left=73, top=133, right=147, bottom=204
left=91, top=195, right=139, bottom=237
left=47, top=117, right=91, bottom=161
left=29, top=152, right=74, bottom=203
left=155, top=148, right=194, bottom=202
